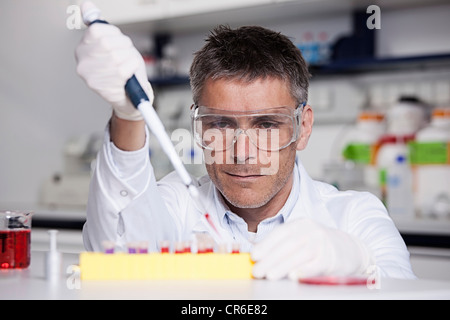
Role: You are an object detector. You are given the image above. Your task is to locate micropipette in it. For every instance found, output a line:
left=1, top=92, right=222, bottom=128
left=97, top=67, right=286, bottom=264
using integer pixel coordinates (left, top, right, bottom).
left=80, top=1, right=225, bottom=244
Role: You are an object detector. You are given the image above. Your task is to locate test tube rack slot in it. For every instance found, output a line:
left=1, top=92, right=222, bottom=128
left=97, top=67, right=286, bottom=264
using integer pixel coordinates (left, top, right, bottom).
left=79, top=252, right=254, bottom=280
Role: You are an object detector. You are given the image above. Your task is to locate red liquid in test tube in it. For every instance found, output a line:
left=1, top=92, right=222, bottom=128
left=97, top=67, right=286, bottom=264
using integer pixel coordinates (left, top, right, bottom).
left=183, top=241, right=191, bottom=253
left=231, top=242, right=240, bottom=254
left=159, top=240, right=170, bottom=253
left=205, top=242, right=214, bottom=253
left=197, top=241, right=206, bottom=254
left=174, top=241, right=184, bottom=254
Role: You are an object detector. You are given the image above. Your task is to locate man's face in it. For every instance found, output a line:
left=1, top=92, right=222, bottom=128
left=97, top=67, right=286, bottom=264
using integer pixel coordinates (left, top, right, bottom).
left=198, top=77, right=312, bottom=209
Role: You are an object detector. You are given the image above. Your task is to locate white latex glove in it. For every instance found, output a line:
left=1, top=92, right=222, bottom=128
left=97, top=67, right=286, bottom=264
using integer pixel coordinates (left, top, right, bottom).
left=251, top=219, right=374, bottom=280
left=75, top=23, right=153, bottom=121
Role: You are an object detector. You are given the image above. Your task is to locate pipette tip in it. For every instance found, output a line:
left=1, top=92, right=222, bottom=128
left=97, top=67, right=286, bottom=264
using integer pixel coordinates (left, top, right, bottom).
left=187, top=183, right=199, bottom=199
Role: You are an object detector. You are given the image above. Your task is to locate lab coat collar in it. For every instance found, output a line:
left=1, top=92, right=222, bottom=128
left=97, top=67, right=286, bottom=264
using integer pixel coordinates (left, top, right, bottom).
left=213, top=160, right=300, bottom=228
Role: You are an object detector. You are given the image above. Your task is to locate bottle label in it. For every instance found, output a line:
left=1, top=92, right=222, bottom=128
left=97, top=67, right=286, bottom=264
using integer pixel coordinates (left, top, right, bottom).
left=408, top=141, right=450, bottom=165
left=378, top=168, right=387, bottom=206
left=342, top=143, right=372, bottom=164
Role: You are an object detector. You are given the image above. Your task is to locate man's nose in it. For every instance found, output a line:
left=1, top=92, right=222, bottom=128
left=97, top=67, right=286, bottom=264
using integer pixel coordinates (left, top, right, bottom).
left=233, top=130, right=257, bottom=164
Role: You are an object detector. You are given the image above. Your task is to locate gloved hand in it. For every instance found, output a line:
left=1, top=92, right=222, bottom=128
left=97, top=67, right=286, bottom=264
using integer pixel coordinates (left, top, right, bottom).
left=75, top=23, right=153, bottom=121
left=251, top=219, right=374, bottom=280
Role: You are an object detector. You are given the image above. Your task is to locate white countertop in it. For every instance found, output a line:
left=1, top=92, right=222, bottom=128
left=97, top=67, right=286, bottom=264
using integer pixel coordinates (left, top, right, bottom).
left=1, top=251, right=450, bottom=300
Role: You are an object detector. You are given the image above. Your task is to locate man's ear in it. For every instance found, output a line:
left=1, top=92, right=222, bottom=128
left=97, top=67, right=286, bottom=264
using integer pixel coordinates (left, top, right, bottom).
left=295, top=105, right=314, bottom=151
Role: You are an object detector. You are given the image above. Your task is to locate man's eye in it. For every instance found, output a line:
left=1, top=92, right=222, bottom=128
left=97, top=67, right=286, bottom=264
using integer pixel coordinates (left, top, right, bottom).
left=211, top=121, right=232, bottom=129
left=256, top=121, right=279, bottom=129
left=208, top=121, right=232, bottom=129
left=203, top=117, right=235, bottom=129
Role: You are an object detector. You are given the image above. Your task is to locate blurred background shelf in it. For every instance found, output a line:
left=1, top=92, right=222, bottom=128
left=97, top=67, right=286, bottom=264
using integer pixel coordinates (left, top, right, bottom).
left=150, top=53, right=450, bottom=88
left=309, top=53, right=450, bottom=76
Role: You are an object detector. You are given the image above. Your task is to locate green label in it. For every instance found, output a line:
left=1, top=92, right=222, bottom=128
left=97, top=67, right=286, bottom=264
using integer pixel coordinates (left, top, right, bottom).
left=379, top=168, right=387, bottom=186
left=342, top=143, right=371, bottom=164
left=408, top=141, right=449, bottom=164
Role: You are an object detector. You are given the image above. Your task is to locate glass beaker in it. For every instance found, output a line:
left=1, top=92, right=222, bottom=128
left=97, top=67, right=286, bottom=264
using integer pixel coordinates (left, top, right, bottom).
left=0, top=211, right=33, bottom=269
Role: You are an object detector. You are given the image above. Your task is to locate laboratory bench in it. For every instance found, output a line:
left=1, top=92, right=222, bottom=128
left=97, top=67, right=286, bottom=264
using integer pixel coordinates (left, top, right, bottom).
left=1, top=251, right=450, bottom=300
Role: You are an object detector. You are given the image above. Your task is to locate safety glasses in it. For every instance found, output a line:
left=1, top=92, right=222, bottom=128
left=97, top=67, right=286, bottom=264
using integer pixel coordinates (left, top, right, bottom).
left=191, top=103, right=305, bottom=152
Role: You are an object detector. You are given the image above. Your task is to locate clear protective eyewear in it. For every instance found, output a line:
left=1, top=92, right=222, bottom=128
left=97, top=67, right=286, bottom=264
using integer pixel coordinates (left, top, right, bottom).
left=191, top=103, right=305, bottom=152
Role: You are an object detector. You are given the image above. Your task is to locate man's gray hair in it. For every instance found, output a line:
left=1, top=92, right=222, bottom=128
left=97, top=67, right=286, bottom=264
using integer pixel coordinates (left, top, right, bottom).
left=189, top=25, right=310, bottom=106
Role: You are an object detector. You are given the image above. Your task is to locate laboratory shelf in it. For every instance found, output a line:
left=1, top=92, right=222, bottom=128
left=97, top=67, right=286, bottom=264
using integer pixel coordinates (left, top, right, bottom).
left=149, top=53, right=450, bottom=87
left=395, top=218, right=450, bottom=236
left=395, top=218, right=450, bottom=249
left=0, top=202, right=86, bottom=230
left=31, top=206, right=86, bottom=230
left=149, top=75, right=190, bottom=87
left=309, top=53, right=450, bottom=76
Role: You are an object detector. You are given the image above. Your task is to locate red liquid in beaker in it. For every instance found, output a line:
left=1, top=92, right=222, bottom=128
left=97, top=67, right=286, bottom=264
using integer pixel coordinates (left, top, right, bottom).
left=0, top=229, right=31, bottom=269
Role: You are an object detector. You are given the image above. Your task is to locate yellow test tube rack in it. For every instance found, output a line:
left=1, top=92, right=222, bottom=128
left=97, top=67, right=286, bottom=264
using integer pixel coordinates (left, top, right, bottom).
left=79, top=252, right=254, bottom=280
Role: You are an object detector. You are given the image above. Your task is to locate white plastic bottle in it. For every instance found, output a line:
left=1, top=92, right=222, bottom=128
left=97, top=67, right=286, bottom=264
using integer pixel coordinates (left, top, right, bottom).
left=386, top=155, right=415, bottom=219
left=341, top=111, right=385, bottom=194
left=386, top=96, right=427, bottom=136
left=375, top=96, right=427, bottom=210
left=410, top=108, right=450, bottom=219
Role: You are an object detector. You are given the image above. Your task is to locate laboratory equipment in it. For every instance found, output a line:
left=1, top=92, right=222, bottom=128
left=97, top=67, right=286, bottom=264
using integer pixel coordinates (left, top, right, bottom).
left=375, top=96, right=426, bottom=208
left=102, top=240, right=115, bottom=254
left=231, top=242, right=241, bottom=254
left=40, top=133, right=101, bottom=208
left=299, top=276, right=370, bottom=286
left=341, top=110, right=385, bottom=193
left=375, top=135, right=414, bottom=209
left=321, top=160, right=366, bottom=192
left=386, top=155, right=415, bottom=219
left=410, top=108, right=450, bottom=219
left=138, top=241, right=149, bottom=254
left=80, top=1, right=225, bottom=244
left=183, top=241, right=192, bottom=253
left=191, top=105, right=304, bottom=152
left=79, top=239, right=253, bottom=280
left=0, top=210, right=32, bottom=269
left=386, top=96, right=428, bottom=136
left=127, top=242, right=138, bottom=254
left=342, top=111, right=386, bottom=164
left=174, top=241, right=185, bottom=254
left=45, top=230, right=63, bottom=281
left=159, top=240, right=170, bottom=253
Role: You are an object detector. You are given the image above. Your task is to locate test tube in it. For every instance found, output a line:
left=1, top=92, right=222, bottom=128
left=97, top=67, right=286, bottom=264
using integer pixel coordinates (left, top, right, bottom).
left=197, top=240, right=206, bottom=254
left=159, top=240, right=170, bottom=253
left=183, top=241, right=192, bottom=253
left=205, top=241, right=214, bottom=253
left=174, top=241, right=184, bottom=254
left=102, top=240, right=115, bottom=254
left=217, top=243, right=228, bottom=254
left=231, top=242, right=240, bottom=254
left=138, top=241, right=148, bottom=254
left=127, top=242, right=138, bottom=254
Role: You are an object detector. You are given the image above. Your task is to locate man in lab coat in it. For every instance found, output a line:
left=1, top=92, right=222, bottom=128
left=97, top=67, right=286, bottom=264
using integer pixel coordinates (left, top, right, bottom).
left=75, top=24, right=415, bottom=280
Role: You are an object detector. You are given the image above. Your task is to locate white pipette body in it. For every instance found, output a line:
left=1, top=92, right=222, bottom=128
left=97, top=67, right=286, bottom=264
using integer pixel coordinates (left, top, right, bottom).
left=137, top=101, right=193, bottom=187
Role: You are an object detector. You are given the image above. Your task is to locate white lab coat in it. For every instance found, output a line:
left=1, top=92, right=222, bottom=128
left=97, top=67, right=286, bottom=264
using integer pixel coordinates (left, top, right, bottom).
left=83, top=129, right=416, bottom=279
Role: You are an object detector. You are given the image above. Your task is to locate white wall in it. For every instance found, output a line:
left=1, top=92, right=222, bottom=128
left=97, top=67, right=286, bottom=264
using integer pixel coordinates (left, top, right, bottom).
left=377, top=3, right=450, bottom=57
left=0, top=0, right=111, bottom=205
